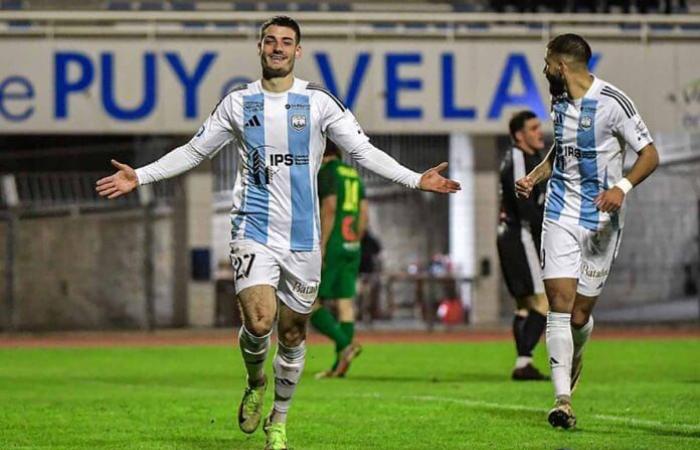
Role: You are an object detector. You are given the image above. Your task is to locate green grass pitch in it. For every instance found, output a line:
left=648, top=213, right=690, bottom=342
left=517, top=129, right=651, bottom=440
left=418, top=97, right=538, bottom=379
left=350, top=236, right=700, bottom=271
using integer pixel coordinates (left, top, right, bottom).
left=0, top=338, right=698, bottom=449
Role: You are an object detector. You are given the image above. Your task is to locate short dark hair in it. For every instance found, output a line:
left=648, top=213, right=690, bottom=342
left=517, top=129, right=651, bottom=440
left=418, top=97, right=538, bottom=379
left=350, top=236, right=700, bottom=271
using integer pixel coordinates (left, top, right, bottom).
left=547, top=33, right=592, bottom=66
left=259, top=16, right=301, bottom=43
left=509, top=110, right=537, bottom=142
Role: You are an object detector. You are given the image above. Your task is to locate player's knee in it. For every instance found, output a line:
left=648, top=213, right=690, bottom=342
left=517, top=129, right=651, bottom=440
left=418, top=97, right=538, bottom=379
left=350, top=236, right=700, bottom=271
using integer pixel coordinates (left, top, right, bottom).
left=245, top=317, right=274, bottom=337
left=547, top=293, right=572, bottom=313
left=570, top=310, right=591, bottom=329
left=279, top=326, right=306, bottom=347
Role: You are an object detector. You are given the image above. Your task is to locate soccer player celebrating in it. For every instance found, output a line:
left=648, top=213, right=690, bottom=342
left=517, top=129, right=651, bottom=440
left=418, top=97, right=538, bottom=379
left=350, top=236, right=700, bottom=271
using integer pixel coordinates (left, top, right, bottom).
left=96, top=16, right=460, bottom=450
left=311, top=141, right=367, bottom=379
left=515, top=34, right=658, bottom=429
left=497, top=110, right=549, bottom=381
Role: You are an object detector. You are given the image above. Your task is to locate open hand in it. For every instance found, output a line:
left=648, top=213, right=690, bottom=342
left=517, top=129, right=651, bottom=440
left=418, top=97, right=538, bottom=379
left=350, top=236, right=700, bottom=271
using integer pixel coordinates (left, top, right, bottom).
left=418, top=162, right=461, bottom=193
left=95, top=160, right=138, bottom=199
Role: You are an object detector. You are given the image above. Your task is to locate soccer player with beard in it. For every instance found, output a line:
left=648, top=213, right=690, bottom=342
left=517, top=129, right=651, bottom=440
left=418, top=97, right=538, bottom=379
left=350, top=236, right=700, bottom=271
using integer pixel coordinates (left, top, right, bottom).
left=96, top=16, right=460, bottom=450
left=515, top=34, right=658, bottom=429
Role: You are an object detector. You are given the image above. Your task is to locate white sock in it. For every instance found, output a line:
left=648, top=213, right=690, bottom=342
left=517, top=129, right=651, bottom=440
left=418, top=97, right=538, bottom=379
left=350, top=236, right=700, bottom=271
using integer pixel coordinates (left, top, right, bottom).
left=572, top=315, right=594, bottom=359
left=515, top=356, right=533, bottom=369
left=546, top=312, right=573, bottom=399
left=272, top=341, right=306, bottom=424
left=238, top=326, right=271, bottom=385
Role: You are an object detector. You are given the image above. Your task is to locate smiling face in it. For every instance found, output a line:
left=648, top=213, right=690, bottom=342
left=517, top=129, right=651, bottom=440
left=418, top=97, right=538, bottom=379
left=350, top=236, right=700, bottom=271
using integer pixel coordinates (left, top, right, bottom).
left=258, top=24, right=301, bottom=80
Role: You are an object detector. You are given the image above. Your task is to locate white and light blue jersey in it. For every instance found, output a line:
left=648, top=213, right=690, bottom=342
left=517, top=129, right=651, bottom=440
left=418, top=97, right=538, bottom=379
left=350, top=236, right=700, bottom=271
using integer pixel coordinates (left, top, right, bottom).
left=198, top=78, right=371, bottom=251
left=545, top=76, right=653, bottom=231
left=135, top=78, right=421, bottom=252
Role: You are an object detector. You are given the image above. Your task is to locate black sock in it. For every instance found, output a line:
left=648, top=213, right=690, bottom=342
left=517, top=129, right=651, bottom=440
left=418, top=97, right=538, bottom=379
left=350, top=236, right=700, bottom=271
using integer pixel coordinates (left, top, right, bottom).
left=512, top=314, right=528, bottom=357
left=523, top=310, right=547, bottom=356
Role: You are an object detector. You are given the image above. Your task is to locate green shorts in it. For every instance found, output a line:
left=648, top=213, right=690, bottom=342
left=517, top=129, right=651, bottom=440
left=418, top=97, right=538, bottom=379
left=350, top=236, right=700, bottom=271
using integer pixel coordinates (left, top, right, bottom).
left=319, top=251, right=361, bottom=300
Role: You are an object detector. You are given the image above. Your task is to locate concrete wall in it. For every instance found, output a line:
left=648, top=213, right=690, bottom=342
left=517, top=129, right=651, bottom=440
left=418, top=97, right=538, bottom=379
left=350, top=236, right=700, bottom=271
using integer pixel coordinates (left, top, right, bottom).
left=0, top=209, right=176, bottom=331
left=601, top=162, right=700, bottom=306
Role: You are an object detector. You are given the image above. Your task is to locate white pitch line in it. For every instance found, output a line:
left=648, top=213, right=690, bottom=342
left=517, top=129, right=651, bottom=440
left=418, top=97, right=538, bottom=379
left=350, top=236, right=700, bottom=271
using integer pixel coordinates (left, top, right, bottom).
left=354, top=393, right=700, bottom=433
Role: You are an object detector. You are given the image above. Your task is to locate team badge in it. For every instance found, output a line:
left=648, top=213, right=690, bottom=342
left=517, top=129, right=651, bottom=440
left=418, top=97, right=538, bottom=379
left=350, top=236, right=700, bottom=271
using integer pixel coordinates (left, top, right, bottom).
left=580, top=116, right=593, bottom=130
left=291, top=114, right=307, bottom=131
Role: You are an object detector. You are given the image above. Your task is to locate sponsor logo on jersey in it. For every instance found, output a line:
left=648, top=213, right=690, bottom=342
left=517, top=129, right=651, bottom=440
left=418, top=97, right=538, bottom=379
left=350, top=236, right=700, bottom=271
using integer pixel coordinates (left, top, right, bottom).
left=291, top=114, right=307, bottom=131
left=245, top=115, right=261, bottom=127
left=269, top=154, right=310, bottom=166
left=292, top=280, right=319, bottom=301
left=285, top=103, right=311, bottom=110
left=244, top=102, right=264, bottom=112
left=581, top=263, right=609, bottom=279
left=556, top=144, right=596, bottom=159
left=580, top=115, right=593, bottom=130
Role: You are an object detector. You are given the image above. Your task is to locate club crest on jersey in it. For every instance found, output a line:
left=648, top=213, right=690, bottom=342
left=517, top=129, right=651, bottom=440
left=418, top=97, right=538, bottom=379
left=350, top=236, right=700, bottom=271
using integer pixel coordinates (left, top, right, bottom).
left=580, top=115, right=593, bottom=130
left=291, top=114, right=307, bottom=132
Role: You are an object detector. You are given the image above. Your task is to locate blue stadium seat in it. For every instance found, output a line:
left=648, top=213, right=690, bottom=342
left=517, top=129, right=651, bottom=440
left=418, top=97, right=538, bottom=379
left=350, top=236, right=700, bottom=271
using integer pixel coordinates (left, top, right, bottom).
left=619, top=23, right=642, bottom=31
left=107, top=0, right=132, bottom=10
left=139, top=1, right=165, bottom=10
left=372, top=22, right=397, bottom=31
left=171, top=1, right=195, bottom=10
left=176, top=1, right=205, bottom=29
left=327, top=3, right=351, bottom=12
left=650, top=23, right=674, bottom=32
left=452, top=2, right=476, bottom=12
left=233, top=1, right=257, bottom=11
left=3, top=0, right=31, bottom=27
left=266, top=2, right=290, bottom=11
left=463, top=22, right=489, bottom=31
left=297, top=2, right=320, bottom=11
left=405, top=22, right=429, bottom=30
left=679, top=24, right=700, bottom=31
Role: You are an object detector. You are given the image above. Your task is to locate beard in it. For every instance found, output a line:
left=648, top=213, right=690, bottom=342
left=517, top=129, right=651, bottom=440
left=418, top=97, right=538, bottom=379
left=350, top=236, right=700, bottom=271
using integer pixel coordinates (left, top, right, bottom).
left=261, top=55, right=294, bottom=79
left=546, top=71, right=566, bottom=97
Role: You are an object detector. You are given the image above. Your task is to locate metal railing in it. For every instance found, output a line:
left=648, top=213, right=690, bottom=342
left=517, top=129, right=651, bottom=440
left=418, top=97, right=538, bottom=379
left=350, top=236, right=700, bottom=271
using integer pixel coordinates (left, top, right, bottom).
left=0, top=172, right=175, bottom=213
left=0, top=11, right=699, bottom=41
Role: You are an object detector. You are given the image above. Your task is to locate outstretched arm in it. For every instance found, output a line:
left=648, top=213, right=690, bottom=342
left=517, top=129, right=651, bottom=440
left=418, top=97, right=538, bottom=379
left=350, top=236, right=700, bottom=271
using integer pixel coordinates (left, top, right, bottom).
left=97, top=95, right=235, bottom=199
left=95, top=143, right=207, bottom=199
left=594, top=143, right=659, bottom=213
left=323, top=103, right=460, bottom=194
left=515, top=144, right=555, bottom=199
left=345, top=141, right=460, bottom=194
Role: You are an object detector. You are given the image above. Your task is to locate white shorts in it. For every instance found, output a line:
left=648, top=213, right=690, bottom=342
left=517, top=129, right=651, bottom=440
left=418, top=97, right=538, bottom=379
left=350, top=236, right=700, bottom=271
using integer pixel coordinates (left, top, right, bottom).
left=229, top=239, right=321, bottom=314
left=541, top=219, right=623, bottom=297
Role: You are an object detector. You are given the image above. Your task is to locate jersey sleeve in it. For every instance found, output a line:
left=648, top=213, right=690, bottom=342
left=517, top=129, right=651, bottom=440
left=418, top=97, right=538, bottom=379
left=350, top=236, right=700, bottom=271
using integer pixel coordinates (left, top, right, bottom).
left=188, top=95, right=238, bottom=156
left=135, top=95, right=237, bottom=185
left=321, top=96, right=371, bottom=152
left=317, top=164, right=337, bottom=200
left=610, top=93, right=653, bottom=153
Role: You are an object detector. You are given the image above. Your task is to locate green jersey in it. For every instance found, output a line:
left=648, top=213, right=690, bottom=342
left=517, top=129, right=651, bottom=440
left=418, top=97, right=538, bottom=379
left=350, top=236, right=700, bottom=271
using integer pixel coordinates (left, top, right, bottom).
left=318, top=158, right=365, bottom=256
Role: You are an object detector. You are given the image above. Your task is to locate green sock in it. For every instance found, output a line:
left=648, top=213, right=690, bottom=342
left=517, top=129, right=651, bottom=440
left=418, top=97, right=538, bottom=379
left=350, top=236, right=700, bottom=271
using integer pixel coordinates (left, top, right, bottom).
left=311, top=307, right=351, bottom=351
left=340, top=322, right=355, bottom=345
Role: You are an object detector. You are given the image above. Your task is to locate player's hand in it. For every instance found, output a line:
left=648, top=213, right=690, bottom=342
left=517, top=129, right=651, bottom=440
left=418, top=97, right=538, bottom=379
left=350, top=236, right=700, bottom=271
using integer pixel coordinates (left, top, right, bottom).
left=95, top=159, right=139, bottom=199
left=594, top=187, right=624, bottom=213
left=515, top=175, right=534, bottom=199
left=419, top=162, right=461, bottom=193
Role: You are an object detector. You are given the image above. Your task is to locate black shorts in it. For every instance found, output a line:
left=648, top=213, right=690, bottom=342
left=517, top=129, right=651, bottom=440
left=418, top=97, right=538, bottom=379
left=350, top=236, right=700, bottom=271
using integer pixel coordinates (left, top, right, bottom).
left=497, top=225, right=544, bottom=299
